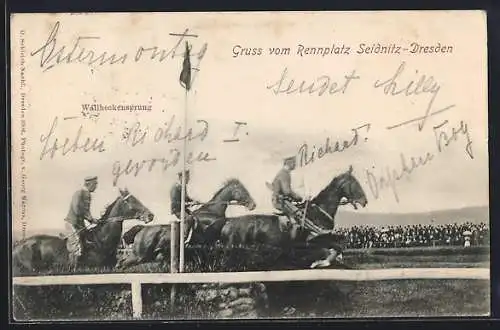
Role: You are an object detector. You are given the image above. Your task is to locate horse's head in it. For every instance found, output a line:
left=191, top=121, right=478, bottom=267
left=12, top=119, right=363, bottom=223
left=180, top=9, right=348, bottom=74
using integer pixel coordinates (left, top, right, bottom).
left=208, top=178, right=256, bottom=211
left=337, top=165, right=368, bottom=210
left=114, top=188, right=155, bottom=223
left=224, top=178, right=257, bottom=211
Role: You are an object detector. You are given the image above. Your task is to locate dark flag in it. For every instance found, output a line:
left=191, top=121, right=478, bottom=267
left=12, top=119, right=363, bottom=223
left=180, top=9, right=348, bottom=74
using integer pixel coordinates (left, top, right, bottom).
left=179, top=41, right=192, bottom=91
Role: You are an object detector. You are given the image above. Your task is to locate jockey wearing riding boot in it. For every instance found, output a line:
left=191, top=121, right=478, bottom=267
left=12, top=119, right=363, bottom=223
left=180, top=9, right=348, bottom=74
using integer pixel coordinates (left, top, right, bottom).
left=170, top=170, right=201, bottom=244
left=64, top=176, right=100, bottom=265
left=271, top=156, right=304, bottom=228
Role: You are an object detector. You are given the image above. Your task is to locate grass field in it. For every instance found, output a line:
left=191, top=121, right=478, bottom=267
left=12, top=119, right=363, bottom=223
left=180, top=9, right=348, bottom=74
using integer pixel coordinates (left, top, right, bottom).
left=343, top=246, right=489, bottom=269
left=12, top=246, right=491, bottom=320
left=264, top=246, right=490, bottom=318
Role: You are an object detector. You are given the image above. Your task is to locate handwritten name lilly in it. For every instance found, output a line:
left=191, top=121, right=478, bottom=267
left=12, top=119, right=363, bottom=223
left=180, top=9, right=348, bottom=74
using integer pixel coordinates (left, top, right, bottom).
left=30, top=21, right=208, bottom=73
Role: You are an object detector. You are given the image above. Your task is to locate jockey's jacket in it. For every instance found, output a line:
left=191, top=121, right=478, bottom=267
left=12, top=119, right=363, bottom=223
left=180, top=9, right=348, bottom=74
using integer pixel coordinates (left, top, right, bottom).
left=65, top=188, right=95, bottom=228
left=271, top=168, right=302, bottom=210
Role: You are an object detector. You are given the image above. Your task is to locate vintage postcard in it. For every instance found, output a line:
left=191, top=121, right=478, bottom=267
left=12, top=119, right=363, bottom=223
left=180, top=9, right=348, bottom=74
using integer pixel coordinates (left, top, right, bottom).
left=10, top=11, right=489, bottom=321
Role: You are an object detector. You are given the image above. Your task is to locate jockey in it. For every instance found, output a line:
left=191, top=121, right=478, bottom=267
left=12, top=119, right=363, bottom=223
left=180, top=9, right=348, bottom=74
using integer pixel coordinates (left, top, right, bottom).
left=271, top=156, right=304, bottom=226
left=64, top=176, right=100, bottom=264
left=170, top=170, right=201, bottom=244
left=170, top=170, right=201, bottom=219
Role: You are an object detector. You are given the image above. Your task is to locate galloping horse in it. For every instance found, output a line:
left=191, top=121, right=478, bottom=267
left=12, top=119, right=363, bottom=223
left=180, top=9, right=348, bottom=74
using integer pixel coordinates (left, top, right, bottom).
left=118, top=178, right=256, bottom=268
left=219, top=166, right=367, bottom=266
left=12, top=188, right=154, bottom=274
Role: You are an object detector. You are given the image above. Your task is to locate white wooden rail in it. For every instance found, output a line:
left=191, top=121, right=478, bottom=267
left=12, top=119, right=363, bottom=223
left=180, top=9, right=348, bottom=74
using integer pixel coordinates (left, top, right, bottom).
left=13, top=268, right=489, bottom=318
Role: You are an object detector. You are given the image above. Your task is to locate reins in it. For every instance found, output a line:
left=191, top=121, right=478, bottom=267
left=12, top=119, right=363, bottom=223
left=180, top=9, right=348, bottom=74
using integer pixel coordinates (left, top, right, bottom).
left=63, top=191, right=141, bottom=241
left=62, top=216, right=127, bottom=241
left=191, top=200, right=244, bottom=207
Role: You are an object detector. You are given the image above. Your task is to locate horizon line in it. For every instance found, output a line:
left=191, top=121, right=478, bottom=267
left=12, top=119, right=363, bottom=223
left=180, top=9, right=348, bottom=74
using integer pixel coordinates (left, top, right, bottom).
left=338, top=204, right=489, bottom=215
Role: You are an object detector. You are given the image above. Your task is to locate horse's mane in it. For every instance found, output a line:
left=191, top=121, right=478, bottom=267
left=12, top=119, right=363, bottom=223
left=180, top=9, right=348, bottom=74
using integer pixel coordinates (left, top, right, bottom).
left=313, top=172, right=350, bottom=203
left=100, top=196, right=120, bottom=220
left=210, top=178, right=241, bottom=200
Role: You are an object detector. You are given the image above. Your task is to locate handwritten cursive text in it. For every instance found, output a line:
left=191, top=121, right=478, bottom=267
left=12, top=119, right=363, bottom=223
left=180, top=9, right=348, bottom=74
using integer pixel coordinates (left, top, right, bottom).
left=30, top=21, right=206, bottom=74
left=366, top=151, right=434, bottom=203
left=121, top=115, right=209, bottom=148
left=267, top=67, right=360, bottom=96
left=111, top=148, right=216, bottom=186
left=39, top=117, right=106, bottom=160
left=374, top=61, right=455, bottom=131
left=298, top=123, right=371, bottom=168
left=433, top=120, right=474, bottom=159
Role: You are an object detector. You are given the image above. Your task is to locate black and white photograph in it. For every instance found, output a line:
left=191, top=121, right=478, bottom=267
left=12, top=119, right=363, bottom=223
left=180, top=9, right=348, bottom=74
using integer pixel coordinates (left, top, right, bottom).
left=10, top=11, right=489, bottom=321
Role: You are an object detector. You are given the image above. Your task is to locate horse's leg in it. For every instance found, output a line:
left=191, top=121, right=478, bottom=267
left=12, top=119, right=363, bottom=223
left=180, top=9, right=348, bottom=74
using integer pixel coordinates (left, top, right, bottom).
left=219, top=225, right=231, bottom=247
left=54, top=248, right=70, bottom=271
left=153, top=234, right=170, bottom=262
left=224, top=231, right=238, bottom=248
left=118, top=231, right=157, bottom=269
left=26, top=240, right=43, bottom=273
left=37, top=240, right=64, bottom=273
left=152, top=234, right=169, bottom=263
left=310, top=247, right=346, bottom=269
left=118, top=254, right=141, bottom=269
left=12, top=245, right=31, bottom=275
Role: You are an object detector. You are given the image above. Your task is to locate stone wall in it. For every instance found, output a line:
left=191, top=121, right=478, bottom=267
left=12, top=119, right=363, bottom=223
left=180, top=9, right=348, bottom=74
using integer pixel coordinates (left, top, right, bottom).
left=194, top=282, right=269, bottom=319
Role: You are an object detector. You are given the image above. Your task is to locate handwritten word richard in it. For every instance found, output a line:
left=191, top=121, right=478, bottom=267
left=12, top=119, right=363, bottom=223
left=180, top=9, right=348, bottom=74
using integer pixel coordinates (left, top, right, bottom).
left=121, top=115, right=209, bottom=148
left=30, top=21, right=208, bottom=74
left=111, top=148, right=215, bottom=186
left=267, top=67, right=360, bottom=96
left=39, top=117, right=106, bottom=160
left=298, top=123, right=371, bottom=168
left=374, top=61, right=455, bottom=131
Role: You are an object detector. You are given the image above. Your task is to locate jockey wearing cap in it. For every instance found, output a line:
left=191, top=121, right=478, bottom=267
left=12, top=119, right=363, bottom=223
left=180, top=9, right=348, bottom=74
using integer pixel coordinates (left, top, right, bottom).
left=271, top=156, right=304, bottom=226
left=64, top=176, right=100, bottom=265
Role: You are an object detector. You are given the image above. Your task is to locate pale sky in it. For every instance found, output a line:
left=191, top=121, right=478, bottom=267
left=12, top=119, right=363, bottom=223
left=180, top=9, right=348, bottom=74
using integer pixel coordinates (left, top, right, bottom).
left=11, top=11, right=488, bottom=235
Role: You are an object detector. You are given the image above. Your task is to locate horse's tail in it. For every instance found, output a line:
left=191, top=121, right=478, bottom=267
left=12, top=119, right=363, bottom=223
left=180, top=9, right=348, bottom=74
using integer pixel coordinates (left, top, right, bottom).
left=122, top=225, right=145, bottom=245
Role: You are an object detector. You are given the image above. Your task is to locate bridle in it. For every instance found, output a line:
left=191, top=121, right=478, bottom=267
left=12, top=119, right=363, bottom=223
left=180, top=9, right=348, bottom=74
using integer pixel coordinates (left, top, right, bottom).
left=118, top=192, right=153, bottom=223
left=301, top=174, right=358, bottom=235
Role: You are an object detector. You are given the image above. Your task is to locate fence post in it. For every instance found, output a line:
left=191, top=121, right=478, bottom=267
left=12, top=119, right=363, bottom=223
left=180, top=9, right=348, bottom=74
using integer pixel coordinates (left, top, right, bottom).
left=131, top=281, right=143, bottom=318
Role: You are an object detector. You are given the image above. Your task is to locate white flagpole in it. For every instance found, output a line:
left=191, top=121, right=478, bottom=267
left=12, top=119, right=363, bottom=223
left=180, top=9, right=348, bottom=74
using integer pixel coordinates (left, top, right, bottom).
left=171, top=42, right=191, bottom=311
left=179, top=88, right=188, bottom=273
left=302, top=176, right=309, bottom=227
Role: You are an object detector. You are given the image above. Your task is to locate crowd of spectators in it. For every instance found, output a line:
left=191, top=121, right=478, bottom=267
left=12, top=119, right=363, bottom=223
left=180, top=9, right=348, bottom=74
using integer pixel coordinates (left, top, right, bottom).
left=334, top=222, right=489, bottom=249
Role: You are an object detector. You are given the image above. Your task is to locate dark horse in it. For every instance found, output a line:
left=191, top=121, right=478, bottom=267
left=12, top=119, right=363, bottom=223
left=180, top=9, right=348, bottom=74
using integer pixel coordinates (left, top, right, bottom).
left=219, top=165, right=368, bottom=268
left=12, top=188, right=154, bottom=275
left=118, top=178, right=257, bottom=269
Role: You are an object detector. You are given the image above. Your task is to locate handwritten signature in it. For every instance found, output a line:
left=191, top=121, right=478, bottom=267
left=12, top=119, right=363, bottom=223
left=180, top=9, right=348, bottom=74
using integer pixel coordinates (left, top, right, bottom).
left=30, top=21, right=208, bottom=75
left=267, top=67, right=360, bottom=96
left=374, top=61, right=456, bottom=131
left=365, top=119, right=474, bottom=203
left=298, top=123, right=371, bottom=168
left=121, top=115, right=209, bottom=148
left=433, top=120, right=474, bottom=159
left=39, top=116, right=106, bottom=160
left=111, top=149, right=216, bottom=186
